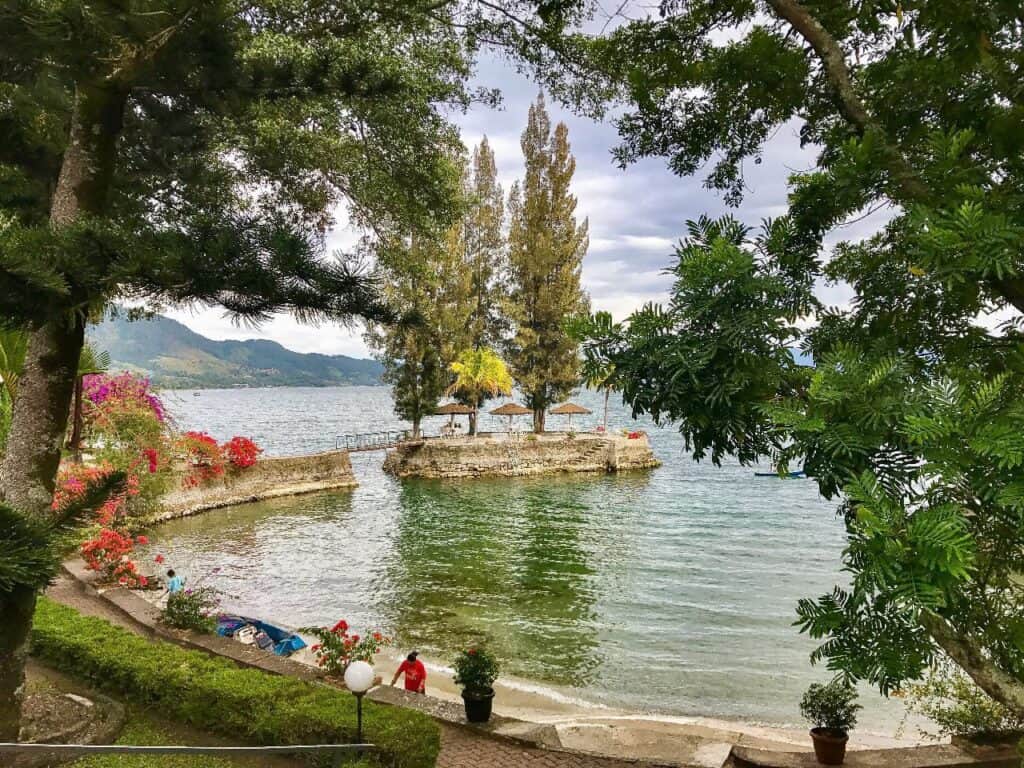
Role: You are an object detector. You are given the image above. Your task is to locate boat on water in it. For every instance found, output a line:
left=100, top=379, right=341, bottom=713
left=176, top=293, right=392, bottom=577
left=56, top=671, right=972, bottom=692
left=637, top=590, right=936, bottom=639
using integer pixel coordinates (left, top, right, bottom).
left=753, top=470, right=806, bottom=478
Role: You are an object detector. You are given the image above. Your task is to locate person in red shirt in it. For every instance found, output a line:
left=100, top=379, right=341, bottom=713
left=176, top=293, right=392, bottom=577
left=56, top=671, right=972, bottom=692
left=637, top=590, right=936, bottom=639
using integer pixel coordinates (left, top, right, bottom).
left=391, top=651, right=427, bottom=694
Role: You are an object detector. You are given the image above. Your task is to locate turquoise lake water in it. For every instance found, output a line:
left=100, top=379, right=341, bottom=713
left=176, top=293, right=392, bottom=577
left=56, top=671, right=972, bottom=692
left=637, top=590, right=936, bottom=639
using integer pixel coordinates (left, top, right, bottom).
left=149, top=385, right=905, bottom=730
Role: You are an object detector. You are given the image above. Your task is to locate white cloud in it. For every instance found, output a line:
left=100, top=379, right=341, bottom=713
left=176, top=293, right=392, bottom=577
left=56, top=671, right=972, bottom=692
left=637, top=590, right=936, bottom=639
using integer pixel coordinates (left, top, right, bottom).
left=167, top=57, right=880, bottom=359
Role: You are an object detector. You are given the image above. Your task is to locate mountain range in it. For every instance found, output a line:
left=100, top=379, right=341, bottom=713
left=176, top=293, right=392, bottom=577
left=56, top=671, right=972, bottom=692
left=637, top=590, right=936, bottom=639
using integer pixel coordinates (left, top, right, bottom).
left=89, top=312, right=383, bottom=389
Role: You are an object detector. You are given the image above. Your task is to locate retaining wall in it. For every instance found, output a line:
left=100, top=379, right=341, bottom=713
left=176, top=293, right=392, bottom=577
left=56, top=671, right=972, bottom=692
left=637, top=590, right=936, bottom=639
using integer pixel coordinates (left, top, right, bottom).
left=383, top=433, right=660, bottom=479
left=158, top=450, right=356, bottom=520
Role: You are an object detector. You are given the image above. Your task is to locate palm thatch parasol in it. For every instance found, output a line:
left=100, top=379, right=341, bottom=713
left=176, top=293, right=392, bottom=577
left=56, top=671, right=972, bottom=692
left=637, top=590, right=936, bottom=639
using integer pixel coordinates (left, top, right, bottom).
left=489, top=402, right=532, bottom=431
left=435, top=402, right=474, bottom=428
left=549, top=402, right=592, bottom=431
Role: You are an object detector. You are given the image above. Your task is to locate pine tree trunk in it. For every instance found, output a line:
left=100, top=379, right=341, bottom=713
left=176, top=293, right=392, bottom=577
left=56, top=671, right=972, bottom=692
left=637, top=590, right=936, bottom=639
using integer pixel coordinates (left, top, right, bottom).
left=0, top=81, right=126, bottom=742
left=411, top=416, right=421, bottom=440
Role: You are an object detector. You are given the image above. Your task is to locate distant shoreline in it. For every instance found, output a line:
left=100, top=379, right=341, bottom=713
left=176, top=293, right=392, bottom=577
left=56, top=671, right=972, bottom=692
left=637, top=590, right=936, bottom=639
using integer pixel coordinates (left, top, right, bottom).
left=154, top=381, right=387, bottom=390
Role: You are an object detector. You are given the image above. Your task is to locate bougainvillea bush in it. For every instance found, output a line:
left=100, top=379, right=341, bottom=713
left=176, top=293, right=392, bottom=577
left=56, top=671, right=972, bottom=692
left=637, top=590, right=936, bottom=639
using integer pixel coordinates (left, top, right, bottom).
left=79, top=528, right=151, bottom=588
left=223, top=436, right=261, bottom=469
left=301, top=619, right=392, bottom=677
left=81, top=371, right=173, bottom=514
left=177, top=431, right=227, bottom=488
left=52, top=463, right=137, bottom=526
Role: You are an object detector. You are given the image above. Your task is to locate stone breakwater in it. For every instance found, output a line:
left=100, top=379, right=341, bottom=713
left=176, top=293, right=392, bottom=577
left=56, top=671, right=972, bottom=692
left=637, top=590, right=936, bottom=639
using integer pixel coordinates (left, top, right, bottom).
left=159, top=450, right=357, bottom=520
left=383, top=432, right=660, bottom=479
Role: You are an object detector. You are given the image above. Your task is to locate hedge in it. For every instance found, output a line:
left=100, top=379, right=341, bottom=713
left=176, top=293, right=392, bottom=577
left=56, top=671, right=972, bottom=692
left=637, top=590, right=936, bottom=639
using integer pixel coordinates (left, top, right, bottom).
left=32, top=598, right=439, bottom=768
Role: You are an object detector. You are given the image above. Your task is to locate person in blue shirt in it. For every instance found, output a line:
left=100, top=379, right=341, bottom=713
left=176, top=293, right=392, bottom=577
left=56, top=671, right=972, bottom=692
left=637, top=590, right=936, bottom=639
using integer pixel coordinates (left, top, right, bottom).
left=165, top=569, right=185, bottom=594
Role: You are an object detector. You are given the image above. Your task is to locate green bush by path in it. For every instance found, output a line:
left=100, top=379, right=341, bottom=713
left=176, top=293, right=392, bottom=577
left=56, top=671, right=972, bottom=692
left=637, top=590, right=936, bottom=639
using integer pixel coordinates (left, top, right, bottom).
left=32, top=599, right=439, bottom=768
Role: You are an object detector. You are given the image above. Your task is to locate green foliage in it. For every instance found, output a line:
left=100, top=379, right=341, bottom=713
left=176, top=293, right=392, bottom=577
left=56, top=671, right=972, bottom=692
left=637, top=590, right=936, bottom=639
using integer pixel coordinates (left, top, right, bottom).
left=448, top=348, right=513, bottom=435
left=452, top=646, right=500, bottom=693
left=901, top=660, right=1024, bottom=739
left=562, top=0, right=1024, bottom=716
left=0, top=473, right=124, bottom=595
left=72, top=715, right=238, bottom=768
left=32, top=599, right=440, bottom=768
left=506, top=94, right=589, bottom=430
left=161, top=588, right=220, bottom=635
left=800, top=681, right=861, bottom=732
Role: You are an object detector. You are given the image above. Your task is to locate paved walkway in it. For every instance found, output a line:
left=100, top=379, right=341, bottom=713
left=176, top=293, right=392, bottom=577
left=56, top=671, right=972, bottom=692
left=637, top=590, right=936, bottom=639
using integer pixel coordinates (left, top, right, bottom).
left=43, top=577, right=652, bottom=768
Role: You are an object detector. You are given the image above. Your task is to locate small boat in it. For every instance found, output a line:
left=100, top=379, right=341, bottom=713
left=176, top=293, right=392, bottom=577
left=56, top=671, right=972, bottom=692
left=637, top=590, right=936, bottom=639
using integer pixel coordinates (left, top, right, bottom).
left=754, top=470, right=806, bottom=478
left=216, top=614, right=307, bottom=656
left=193, top=391, right=201, bottom=397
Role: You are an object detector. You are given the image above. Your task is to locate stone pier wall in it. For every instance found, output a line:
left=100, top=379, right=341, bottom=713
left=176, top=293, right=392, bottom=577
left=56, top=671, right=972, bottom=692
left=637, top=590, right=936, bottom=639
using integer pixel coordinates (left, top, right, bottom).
left=158, top=450, right=357, bottom=521
left=383, top=433, right=660, bottom=479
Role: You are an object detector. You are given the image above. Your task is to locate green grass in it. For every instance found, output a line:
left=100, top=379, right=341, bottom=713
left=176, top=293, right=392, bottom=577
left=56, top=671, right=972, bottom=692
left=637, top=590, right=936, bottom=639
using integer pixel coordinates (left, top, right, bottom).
left=71, top=717, right=240, bottom=768
left=32, top=598, right=439, bottom=768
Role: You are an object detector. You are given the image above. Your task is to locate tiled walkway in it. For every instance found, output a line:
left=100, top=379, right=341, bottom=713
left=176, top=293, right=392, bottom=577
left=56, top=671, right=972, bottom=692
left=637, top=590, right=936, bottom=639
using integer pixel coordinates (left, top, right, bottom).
left=44, top=577, right=652, bottom=768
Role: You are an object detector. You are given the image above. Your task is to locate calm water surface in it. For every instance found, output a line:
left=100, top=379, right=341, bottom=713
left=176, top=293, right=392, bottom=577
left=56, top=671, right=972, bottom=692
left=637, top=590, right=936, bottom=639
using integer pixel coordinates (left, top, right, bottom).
left=151, top=386, right=902, bottom=729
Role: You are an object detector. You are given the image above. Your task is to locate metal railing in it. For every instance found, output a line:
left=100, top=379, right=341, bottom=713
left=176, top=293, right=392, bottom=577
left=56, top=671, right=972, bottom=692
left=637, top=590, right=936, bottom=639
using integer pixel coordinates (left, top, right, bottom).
left=0, top=742, right=377, bottom=766
left=335, top=430, right=409, bottom=452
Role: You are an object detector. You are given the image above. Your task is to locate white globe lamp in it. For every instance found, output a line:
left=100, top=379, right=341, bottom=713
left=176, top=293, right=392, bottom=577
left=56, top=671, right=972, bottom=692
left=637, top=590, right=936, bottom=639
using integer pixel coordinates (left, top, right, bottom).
left=344, top=660, right=374, bottom=743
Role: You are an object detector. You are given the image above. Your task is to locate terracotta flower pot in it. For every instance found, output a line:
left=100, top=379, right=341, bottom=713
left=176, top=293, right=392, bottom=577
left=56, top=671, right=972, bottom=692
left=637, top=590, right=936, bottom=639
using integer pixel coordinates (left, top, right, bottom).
left=461, top=688, right=495, bottom=723
left=810, top=727, right=849, bottom=765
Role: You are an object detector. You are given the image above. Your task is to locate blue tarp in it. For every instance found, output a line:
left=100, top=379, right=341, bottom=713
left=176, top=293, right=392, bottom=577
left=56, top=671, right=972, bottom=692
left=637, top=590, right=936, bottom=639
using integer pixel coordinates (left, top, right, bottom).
left=216, top=614, right=307, bottom=657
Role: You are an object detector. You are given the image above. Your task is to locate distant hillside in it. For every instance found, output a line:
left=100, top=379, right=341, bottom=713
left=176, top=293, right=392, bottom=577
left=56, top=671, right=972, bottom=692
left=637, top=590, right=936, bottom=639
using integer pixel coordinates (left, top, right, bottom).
left=89, top=312, right=384, bottom=389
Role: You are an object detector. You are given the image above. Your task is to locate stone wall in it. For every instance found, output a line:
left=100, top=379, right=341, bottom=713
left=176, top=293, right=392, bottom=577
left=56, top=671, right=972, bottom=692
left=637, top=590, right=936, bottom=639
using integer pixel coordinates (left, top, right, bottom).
left=383, top=433, right=660, bottom=479
left=158, top=450, right=356, bottom=520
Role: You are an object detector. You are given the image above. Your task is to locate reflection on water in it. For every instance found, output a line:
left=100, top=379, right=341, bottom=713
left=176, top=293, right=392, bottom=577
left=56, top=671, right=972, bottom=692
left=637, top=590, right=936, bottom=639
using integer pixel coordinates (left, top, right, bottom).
left=146, top=386, right=905, bottom=729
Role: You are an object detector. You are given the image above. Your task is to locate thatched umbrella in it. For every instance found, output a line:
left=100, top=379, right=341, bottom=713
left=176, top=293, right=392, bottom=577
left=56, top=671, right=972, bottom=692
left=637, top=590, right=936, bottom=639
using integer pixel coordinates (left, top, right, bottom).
left=435, top=402, right=474, bottom=429
left=549, top=402, right=592, bottom=431
left=489, top=402, right=532, bottom=432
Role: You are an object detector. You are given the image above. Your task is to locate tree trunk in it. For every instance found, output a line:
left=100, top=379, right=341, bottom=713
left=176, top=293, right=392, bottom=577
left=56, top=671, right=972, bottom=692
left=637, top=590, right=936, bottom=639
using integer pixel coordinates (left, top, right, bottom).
left=0, top=80, right=126, bottom=742
left=69, top=375, right=84, bottom=461
left=921, top=612, right=1024, bottom=719
left=469, top=407, right=478, bottom=436
left=0, top=587, right=36, bottom=741
left=411, top=416, right=421, bottom=440
left=603, top=388, right=610, bottom=430
left=0, top=318, right=84, bottom=513
left=533, top=408, right=545, bottom=433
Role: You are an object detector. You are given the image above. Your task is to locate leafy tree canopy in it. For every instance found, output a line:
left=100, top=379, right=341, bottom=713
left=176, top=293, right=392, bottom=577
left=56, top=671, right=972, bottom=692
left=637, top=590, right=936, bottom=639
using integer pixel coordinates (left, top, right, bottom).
left=562, top=0, right=1024, bottom=718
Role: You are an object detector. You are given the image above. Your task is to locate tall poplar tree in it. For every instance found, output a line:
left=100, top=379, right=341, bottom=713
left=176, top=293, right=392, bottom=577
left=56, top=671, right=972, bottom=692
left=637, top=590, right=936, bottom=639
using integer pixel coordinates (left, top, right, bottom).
left=367, top=228, right=472, bottom=439
left=506, top=94, right=589, bottom=432
left=464, top=138, right=507, bottom=350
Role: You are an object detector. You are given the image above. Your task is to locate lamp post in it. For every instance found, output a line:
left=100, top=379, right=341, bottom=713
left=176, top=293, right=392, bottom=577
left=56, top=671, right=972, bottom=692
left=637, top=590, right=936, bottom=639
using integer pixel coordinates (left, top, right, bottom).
left=343, top=660, right=374, bottom=744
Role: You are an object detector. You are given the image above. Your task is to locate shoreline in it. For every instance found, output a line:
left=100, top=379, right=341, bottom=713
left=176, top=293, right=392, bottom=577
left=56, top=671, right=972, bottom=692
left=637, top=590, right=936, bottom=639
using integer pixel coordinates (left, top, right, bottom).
left=135, top=585, right=933, bottom=764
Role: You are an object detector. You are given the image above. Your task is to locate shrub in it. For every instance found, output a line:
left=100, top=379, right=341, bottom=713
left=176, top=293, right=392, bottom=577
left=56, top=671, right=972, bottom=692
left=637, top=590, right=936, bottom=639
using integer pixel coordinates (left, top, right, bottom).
left=223, top=436, right=262, bottom=469
left=899, top=659, right=1024, bottom=739
left=79, top=528, right=150, bottom=588
left=177, top=431, right=226, bottom=488
left=300, top=619, right=391, bottom=677
left=162, top=587, right=220, bottom=634
left=452, top=646, right=499, bottom=694
left=31, top=599, right=440, bottom=768
left=800, top=680, right=861, bottom=733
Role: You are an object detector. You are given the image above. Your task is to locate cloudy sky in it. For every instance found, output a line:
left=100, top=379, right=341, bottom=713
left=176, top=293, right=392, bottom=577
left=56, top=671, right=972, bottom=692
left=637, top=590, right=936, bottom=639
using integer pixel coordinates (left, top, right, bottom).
left=165, top=49, right=875, bottom=359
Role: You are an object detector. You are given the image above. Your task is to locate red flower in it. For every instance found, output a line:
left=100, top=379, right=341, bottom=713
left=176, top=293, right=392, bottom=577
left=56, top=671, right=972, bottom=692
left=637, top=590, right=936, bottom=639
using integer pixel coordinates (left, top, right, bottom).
left=331, top=619, right=349, bottom=634
left=155, top=554, right=165, bottom=564
left=311, top=644, right=322, bottom=652
left=136, top=535, right=149, bottom=545
left=468, top=649, right=477, bottom=655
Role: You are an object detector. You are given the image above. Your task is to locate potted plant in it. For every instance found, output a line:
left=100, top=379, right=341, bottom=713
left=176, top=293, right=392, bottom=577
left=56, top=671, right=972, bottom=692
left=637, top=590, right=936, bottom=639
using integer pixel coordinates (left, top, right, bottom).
left=800, top=680, right=861, bottom=765
left=453, top=646, right=499, bottom=723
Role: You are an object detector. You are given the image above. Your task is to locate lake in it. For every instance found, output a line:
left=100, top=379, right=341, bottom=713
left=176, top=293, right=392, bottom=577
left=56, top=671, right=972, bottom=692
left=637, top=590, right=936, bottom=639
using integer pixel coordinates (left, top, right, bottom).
left=149, top=385, right=906, bottom=731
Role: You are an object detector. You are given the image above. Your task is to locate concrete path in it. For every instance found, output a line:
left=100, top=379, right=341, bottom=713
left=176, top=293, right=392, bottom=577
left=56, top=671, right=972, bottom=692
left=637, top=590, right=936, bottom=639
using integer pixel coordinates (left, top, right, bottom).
left=43, top=576, right=661, bottom=768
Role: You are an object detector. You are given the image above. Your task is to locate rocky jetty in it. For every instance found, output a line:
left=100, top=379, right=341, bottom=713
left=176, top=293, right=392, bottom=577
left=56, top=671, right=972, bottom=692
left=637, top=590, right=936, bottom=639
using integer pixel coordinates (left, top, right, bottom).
left=383, top=432, right=660, bottom=479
